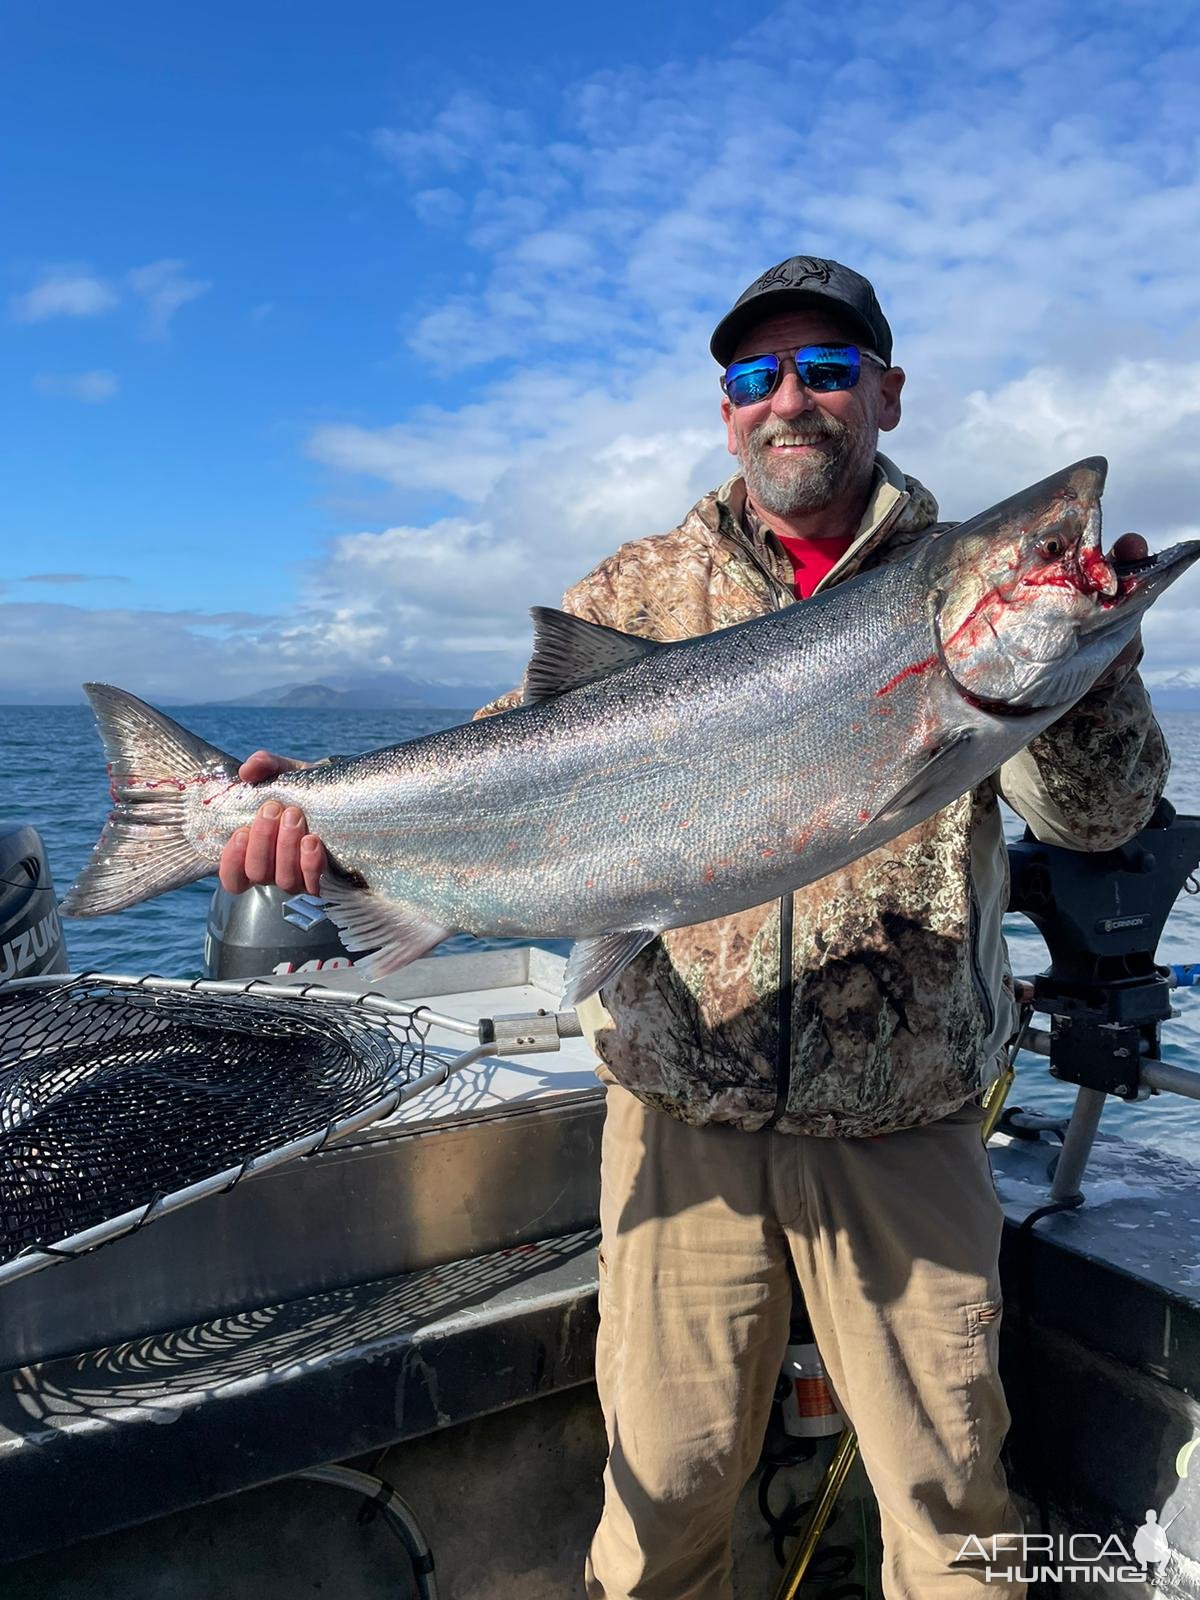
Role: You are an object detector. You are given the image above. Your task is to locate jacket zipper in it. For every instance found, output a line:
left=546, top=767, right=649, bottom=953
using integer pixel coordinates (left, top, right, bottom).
left=768, top=892, right=794, bottom=1126
left=727, top=541, right=796, bottom=1129
left=967, top=880, right=995, bottom=1038
left=719, top=528, right=805, bottom=1129
left=724, top=528, right=793, bottom=608
left=724, top=483, right=911, bottom=1127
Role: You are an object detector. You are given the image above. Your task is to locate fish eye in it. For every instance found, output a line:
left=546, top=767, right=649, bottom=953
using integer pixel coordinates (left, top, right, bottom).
left=1038, top=535, right=1065, bottom=559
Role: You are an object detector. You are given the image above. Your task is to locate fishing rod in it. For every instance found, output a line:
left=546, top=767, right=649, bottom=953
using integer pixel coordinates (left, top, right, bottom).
left=770, top=798, right=1200, bottom=1597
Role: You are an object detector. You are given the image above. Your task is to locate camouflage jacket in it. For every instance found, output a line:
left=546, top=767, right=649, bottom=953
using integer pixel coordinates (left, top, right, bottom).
left=479, top=455, right=1170, bottom=1137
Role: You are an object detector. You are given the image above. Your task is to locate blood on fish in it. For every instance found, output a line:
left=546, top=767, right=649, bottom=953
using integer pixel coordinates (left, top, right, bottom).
left=942, top=586, right=1004, bottom=651
left=876, top=657, right=937, bottom=696
left=702, top=866, right=715, bottom=883
left=1018, top=570, right=1074, bottom=591
left=1074, top=544, right=1118, bottom=596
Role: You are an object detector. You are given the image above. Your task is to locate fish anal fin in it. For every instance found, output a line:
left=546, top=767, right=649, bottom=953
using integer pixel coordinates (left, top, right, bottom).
left=523, top=607, right=662, bottom=703
left=319, top=875, right=452, bottom=978
left=856, top=730, right=975, bottom=833
left=561, top=928, right=658, bottom=1008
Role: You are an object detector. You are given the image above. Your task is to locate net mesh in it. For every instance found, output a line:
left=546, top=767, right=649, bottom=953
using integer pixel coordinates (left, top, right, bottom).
left=0, top=976, right=437, bottom=1268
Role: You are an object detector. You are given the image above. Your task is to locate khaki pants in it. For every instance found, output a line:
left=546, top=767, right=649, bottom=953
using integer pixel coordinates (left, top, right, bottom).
left=585, top=1084, right=1025, bottom=1600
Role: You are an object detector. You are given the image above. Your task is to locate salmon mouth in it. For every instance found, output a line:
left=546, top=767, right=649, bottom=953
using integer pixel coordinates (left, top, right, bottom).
left=1086, top=540, right=1200, bottom=622
left=1112, top=541, right=1200, bottom=589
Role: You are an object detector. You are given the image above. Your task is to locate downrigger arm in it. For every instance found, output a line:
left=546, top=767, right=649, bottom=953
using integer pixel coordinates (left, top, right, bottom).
left=1005, top=798, right=1200, bottom=1199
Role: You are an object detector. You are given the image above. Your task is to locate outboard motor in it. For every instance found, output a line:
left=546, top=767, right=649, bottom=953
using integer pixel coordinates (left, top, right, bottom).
left=0, top=825, right=69, bottom=981
left=204, top=885, right=355, bottom=980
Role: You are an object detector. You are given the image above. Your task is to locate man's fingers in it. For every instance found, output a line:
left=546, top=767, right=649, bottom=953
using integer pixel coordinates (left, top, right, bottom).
left=243, top=801, right=282, bottom=884
left=219, top=829, right=251, bottom=894
left=238, top=749, right=307, bottom=784
left=274, top=806, right=310, bottom=894
left=1110, top=531, right=1149, bottom=562
left=223, top=750, right=325, bottom=894
left=221, top=804, right=324, bottom=894
left=301, top=835, right=327, bottom=897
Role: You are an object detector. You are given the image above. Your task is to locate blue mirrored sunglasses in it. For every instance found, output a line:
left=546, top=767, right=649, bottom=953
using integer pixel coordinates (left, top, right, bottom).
left=721, top=343, right=888, bottom=408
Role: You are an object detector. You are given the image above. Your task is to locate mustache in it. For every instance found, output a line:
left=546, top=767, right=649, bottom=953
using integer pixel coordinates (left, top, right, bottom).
left=748, top=413, right=846, bottom=449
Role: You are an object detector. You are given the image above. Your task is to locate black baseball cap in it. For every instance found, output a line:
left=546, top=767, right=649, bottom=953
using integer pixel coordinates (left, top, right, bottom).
left=710, top=256, right=893, bottom=368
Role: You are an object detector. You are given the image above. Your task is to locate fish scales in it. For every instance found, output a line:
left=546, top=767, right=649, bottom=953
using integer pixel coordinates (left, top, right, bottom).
left=60, top=458, right=1200, bottom=1005
left=188, top=567, right=936, bottom=939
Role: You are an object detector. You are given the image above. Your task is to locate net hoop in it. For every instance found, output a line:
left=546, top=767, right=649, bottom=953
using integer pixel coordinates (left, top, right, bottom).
left=0, top=972, right=484, bottom=1287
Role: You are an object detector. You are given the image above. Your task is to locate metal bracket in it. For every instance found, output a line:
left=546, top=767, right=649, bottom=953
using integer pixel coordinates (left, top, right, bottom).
left=1047, top=1016, right=1149, bottom=1100
left=478, top=1010, right=583, bottom=1053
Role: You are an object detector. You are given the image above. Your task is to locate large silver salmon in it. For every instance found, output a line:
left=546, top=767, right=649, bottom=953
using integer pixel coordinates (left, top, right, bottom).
left=62, top=459, right=1198, bottom=1006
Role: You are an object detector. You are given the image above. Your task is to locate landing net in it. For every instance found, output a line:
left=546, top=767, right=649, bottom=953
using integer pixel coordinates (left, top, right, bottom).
left=0, top=974, right=457, bottom=1285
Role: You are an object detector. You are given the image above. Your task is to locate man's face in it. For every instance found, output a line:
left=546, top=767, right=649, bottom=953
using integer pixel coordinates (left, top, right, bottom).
left=721, top=309, right=904, bottom=522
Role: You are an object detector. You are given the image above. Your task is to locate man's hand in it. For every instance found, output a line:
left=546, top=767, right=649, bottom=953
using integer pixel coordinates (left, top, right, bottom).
left=218, top=751, right=328, bottom=896
left=1094, top=533, right=1147, bottom=687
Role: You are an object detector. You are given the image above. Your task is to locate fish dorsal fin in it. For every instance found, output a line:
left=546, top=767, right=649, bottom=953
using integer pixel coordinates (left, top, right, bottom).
left=523, top=607, right=662, bottom=703
left=561, top=928, right=658, bottom=1007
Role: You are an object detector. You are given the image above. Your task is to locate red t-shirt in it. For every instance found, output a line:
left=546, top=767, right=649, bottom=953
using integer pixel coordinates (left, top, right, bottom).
left=775, top=532, right=857, bottom=599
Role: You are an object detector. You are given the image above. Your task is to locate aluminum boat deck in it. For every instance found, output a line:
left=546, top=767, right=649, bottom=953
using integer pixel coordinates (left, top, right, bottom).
left=1, top=947, right=1199, bottom=1594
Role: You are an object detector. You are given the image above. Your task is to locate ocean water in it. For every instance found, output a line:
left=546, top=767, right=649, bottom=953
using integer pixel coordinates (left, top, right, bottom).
left=2, top=702, right=1199, bottom=1162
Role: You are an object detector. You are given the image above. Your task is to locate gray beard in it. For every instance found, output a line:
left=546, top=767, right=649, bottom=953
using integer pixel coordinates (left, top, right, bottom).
left=738, top=415, right=873, bottom=517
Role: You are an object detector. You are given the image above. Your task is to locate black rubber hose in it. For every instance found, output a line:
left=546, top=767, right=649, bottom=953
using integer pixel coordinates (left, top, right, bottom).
left=758, top=1461, right=865, bottom=1593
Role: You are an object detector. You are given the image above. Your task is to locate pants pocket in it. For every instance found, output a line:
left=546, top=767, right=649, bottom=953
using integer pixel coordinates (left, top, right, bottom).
left=966, top=1298, right=1003, bottom=1338
left=963, top=1297, right=1009, bottom=1471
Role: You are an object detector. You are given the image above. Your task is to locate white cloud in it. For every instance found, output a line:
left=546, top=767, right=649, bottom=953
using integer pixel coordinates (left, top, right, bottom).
left=33, top=370, right=119, bottom=403
left=0, top=603, right=284, bottom=704
left=12, top=268, right=118, bottom=323
left=127, top=258, right=211, bottom=339
left=373, top=92, right=531, bottom=178
left=900, top=359, right=1200, bottom=533
left=411, top=188, right=465, bottom=227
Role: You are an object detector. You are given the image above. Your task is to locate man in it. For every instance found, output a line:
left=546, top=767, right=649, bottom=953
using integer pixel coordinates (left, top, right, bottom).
left=220, top=257, right=1167, bottom=1599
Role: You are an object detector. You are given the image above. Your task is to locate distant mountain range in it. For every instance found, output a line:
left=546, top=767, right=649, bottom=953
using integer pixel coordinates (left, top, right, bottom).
left=211, top=673, right=508, bottom=711
left=1143, top=673, right=1200, bottom=712
left=213, top=672, right=1200, bottom=713
left=10, top=669, right=1200, bottom=713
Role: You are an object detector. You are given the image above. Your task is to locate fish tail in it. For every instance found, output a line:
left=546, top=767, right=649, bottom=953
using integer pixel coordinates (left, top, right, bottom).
left=59, top=684, right=241, bottom=918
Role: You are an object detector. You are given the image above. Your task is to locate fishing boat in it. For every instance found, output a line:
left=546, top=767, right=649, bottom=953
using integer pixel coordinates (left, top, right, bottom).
left=0, top=819, right=1198, bottom=1598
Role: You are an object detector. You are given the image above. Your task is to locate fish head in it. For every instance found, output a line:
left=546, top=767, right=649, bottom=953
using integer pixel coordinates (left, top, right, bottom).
left=931, top=457, right=1200, bottom=712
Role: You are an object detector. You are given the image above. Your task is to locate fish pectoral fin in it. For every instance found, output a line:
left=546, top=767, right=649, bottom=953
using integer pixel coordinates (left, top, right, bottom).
left=855, top=730, right=975, bottom=833
left=561, top=928, right=658, bottom=1008
left=523, top=607, right=662, bottom=702
left=318, top=875, right=452, bottom=978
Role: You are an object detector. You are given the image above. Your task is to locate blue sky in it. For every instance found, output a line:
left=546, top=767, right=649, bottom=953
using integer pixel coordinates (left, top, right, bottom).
left=4, top=0, right=1200, bottom=701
